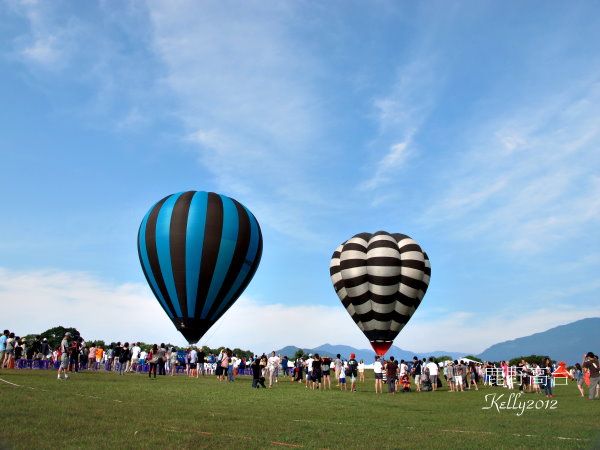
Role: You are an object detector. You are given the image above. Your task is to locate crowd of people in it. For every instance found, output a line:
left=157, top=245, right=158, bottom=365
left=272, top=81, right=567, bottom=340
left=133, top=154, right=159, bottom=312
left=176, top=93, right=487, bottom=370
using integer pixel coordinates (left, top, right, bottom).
left=1, top=329, right=598, bottom=399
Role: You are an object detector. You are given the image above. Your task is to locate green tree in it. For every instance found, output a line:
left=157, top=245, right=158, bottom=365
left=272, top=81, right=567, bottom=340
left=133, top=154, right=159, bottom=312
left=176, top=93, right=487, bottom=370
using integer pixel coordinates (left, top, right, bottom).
left=433, top=355, right=453, bottom=363
left=39, top=326, right=80, bottom=350
left=508, top=355, right=552, bottom=366
left=294, top=348, right=306, bottom=360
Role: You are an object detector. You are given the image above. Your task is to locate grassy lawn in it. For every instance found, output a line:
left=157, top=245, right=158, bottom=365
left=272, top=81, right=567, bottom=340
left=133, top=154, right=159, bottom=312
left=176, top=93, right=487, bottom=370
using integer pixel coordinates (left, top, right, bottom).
left=0, top=369, right=598, bottom=449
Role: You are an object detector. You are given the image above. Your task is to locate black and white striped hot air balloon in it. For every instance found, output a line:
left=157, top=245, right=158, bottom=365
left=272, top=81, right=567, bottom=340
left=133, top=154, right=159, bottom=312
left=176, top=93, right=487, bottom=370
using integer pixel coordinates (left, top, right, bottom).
left=330, top=231, right=431, bottom=356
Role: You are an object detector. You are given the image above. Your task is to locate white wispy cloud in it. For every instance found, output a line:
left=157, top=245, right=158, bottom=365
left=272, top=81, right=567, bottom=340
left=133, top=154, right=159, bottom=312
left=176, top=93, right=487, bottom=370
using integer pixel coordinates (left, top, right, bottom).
left=6, top=0, right=161, bottom=131
left=421, top=78, right=600, bottom=254
left=146, top=1, right=336, bottom=242
left=8, top=0, right=80, bottom=69
left=359, top=59, right=440, bottom=192
left=0, top=267, right=364, bottom=352
left=4, top=267, right=598, bottom=355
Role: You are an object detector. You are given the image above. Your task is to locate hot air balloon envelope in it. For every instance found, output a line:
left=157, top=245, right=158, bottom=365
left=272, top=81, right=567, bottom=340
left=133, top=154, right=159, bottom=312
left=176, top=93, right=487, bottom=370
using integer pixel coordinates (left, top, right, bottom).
left=138, top=191, right=263, bottom=343
left=330, top=231, right=430, bottom=356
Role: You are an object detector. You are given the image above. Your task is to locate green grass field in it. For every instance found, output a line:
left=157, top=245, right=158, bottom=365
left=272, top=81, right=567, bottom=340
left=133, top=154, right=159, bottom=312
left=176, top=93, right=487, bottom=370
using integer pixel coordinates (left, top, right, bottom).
left=0, top=369, right=598, bottom=449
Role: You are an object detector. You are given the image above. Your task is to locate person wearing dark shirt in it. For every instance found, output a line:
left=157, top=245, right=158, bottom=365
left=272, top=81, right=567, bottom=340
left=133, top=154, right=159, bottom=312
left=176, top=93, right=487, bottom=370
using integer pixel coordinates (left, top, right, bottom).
left=251, top=358, right=266, bottom=388
left=347, top=354, right=359, bottom=392
left=411, top=357, right=422, bottom=392
left=385, top=357, right=398, bottom=394
left=311, top=354, right=322, bottom=390
left=583, top=352, right=599, bottom=400
left=198, top=349, right=206, bottom=375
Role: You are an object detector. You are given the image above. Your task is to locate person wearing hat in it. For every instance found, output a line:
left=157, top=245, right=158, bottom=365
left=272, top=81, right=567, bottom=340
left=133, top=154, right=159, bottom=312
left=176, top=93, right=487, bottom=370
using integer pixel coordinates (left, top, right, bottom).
left=57, top=332, right=72, bottom=380
left=347, top=353, right=359, bottom=392
left=582, top=352, right=599, bottom=400
left=40, top=338, right=50, bottom=361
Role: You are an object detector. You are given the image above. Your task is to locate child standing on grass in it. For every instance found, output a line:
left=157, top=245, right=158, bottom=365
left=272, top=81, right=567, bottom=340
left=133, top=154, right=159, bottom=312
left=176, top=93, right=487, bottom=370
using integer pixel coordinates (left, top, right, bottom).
left=339, top=365, right=347, bottom=390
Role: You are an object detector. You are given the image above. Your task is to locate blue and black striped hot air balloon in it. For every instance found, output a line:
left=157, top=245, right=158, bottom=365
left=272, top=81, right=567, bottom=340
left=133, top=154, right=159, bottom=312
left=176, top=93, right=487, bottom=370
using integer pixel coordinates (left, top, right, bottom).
left=138, top=191, right=263, bottom=343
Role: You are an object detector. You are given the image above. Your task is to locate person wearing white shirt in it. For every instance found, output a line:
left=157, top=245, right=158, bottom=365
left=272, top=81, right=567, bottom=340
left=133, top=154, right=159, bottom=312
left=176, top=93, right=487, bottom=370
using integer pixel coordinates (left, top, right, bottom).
left=426, top=357, right=440, bottom=391
left=267, top=351, right=280, bottom=388
left=373, top=356, right=383, bottom=393
left=139, top=350, right=147, bottom=366
left=129, top=343, right=141, bottom=373
left=305, top=355, right=314, bottom=389
left=189, top=348, right=198, bottom=377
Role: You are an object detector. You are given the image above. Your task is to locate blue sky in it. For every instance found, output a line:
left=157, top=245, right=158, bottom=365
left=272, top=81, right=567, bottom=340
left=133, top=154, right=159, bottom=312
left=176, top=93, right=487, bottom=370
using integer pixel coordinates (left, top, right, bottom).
left=1, top=0, right=599, bottom=354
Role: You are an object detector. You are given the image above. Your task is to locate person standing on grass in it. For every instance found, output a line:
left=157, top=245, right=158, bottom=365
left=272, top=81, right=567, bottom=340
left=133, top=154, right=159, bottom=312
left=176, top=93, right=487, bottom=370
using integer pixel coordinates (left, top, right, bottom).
left=67, top=339, right=78, bottom=373
left=582, top=352, right=599, bottom=400
left=0, top=330, right=8, bottom=368
left=358, top=360, right=365, bottom=382
left=189, top=347, right=198, bottom=377
left=281, top=356, right=289, bottom=378
left=305, top=354, right=314, bottom=389
left=139, top=348, right=147, bottom=368
left=321, top=357, right=332, bottom=390
left=95, top=345, right=104, bottom=368
left=87, top=344, right=96, bottom=370
left=294, top=356, right=304, bottom=382
left=426, top=357, right=439, bottom=391
left=454, top=361, right=465, bottom=392
left=334, top=354, right=342, bottom=386
left=385, top=357, right=398, bottom=394
left=373, top=356, right=383, bottom=393
left=267, top=351, right=279, bottom=387
left=57, top=332, right=71, bottom=380
left=251, top=357, right=266, bottom=388
left=469, top=362, right=479, bottom=391
left=3, top=332, right=15, bottom=369
left=338, top=364, right=347, bottom=390
left=129, top=343, right=141, bottom=373
left=411, top=357, right=422, bottom=392
left=157, top=344, right=167, bottom=375
left=227, top=353, right=235, bottom=382
left=219, top=349, right=230, bottom=381
left=573, top=363, right=585, bottom=397
left=541, top=358, right=554, bottom=398
left=170, top=348, right=179, bottom=376
left=148, top=344, right=159, bottom=378
left=311, top=354, right=322, bottom=390
left=348, top=353, right=359, bottom=392
left=118, top=343, right=130, bottom=375
left=198, top=347, right=206, bottom=376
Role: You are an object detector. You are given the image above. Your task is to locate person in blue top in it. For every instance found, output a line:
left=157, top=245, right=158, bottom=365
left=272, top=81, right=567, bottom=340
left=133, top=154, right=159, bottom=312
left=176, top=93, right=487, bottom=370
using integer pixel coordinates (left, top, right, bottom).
left=281, top=356, right=289, bottom=378
left=0, top=330, right=8, bottom=368
left=574, top=363, right=585, bottom=397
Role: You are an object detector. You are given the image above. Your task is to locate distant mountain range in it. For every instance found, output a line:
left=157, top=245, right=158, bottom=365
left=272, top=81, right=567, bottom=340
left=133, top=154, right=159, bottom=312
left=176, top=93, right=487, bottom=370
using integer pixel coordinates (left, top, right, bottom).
left=275, top=317, right=600, bottom=365
left=476, top=317, right=600, bottom=364
left=275, top=344, right=466, bottom=364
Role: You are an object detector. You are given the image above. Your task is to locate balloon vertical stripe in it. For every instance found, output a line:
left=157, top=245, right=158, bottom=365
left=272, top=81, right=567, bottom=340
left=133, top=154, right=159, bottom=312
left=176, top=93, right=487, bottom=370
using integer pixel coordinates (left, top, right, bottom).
left=200, top=195, right=239, bottom=319
left=138, top=190, right=262, bottom=343
left=142, top=196, right=179, bottom=317
left=206, top=199, right=249, bottom=320
left=155, top=193, right=184, bottom=317
left=209, top=203, right=260, bottom=321
left=138, top=204, right=175, bottom=319
left=184, top=192, right=208, bottom=317
left=169, top=191, right=195, bottom=318
left=222, top=209, right=263, bottom=314
left=194, top=193, right=223, bottom=320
